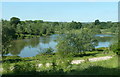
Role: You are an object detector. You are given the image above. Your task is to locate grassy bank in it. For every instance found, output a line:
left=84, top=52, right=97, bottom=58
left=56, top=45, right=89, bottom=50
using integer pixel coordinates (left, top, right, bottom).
left=69, top=55, right=119, bottom=75
left=1, top=50, right=118, bottom=75
left=1, top=56, right=119, bottom=75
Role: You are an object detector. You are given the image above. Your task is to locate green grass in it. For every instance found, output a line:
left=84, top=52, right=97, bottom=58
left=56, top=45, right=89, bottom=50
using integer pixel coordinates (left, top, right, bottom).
left=73, top=51, right=115, bottom=60
left=1, top=51, right=118, bottom=75
left=70, top=56, right=119, bottom=75
left=100, top=29, right=116, bottom=34
left=2, top=51, right=115, bottom=63
left=2, top=55, right=119, bottom=75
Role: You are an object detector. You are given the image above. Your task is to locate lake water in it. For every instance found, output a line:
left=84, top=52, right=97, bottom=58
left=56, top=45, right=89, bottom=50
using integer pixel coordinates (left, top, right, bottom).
left=5, top=34, right=115, bottom=57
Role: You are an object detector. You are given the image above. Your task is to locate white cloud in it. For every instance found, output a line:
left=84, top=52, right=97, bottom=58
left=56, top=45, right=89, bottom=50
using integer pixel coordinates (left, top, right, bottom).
left=1, top=0, right=120, bottom=2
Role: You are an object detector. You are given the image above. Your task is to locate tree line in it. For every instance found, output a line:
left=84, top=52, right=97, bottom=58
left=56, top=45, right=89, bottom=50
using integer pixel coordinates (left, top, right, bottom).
left=1, top=17, right=119, bottom=55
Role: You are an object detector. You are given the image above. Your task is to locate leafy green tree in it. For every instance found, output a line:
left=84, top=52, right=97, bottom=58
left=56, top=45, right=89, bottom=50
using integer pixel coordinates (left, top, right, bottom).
left=95, top=19, right=100, bottom=25
left=110, top=22, right=118, bottom=33
left=91, top=27, right=101, bottom=34
left=2, top=24, right=16, bottom=55
left=67, top=21, right=82, bottom=30
left=34, top=20, right=43, bottom=23
left=110, top=29, right=120, bottom=55
left=110, top=42, right=120, bottom=55
left=10, top=17, right=20, bottom=28
left=16, top=24, right=24, bottom=35
left=44, top=47, right=54, bottom=54
left=53, top=22, right=59, bottom=26
left=56, top=29, right=98, bottom=57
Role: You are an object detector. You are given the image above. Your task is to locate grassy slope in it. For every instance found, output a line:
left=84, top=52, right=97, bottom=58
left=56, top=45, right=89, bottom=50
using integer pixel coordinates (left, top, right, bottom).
left=70, top=56, right=118, bottom=75
left=1, top=51, right=119, bottom=75
left=1, top=56, right=119, bottom=75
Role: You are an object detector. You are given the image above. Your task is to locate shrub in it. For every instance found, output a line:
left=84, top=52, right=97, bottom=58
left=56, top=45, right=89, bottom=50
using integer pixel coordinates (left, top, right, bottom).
left=41, top=47, right=54, bottom=55
left=110, top=42, right=120, bottom=55
left=11, top=62, right=36, bottom=74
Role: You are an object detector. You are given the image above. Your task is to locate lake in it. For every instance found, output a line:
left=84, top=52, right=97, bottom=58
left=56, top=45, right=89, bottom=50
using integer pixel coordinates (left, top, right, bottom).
left=5, top=34, right=115, bottom=57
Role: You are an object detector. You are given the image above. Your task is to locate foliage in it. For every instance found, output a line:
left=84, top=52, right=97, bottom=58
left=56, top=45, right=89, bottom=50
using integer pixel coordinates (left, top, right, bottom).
left=56, top=29, right=98, bottom=57
left=10, top=17, right=20, bottom=28
left=1, top=17, right=118, bottom=56
left=66, top=21, right=82, bottom=30
left=2, top=20, right=17, bottom=55
left=110, top=42, right=120, bottom=55
left=95, top=47, right=108, bottom=51
left=95, top=19, right=100, bottom=25
left=41, top=47, right=54, bottom=55
left=2, top=55, right=119, bottom=75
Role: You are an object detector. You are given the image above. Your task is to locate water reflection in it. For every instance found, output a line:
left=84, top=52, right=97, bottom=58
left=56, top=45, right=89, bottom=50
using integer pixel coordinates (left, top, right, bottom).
left=40, top=36, right=51, bottom=44
left=95, top=35, right=115, bottom=48
left=95, top=34, right=113, bottom=37
left=7, top=37, right=40, bottom=57
left=5, top=34, right=115, bottom=57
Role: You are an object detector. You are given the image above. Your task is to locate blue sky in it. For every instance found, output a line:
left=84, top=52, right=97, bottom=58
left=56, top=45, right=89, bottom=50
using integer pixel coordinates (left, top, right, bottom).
left=2, top=2, right=118, bottom=22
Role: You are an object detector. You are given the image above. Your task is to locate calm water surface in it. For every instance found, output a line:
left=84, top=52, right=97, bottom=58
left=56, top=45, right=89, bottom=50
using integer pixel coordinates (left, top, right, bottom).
left=5, top=34, right=115, bottom=57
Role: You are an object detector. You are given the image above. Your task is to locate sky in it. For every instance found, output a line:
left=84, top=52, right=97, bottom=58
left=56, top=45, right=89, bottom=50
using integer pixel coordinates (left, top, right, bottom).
left=1, top=0, right=120, bottom=2
left=2, top=2, right=118, bottom=22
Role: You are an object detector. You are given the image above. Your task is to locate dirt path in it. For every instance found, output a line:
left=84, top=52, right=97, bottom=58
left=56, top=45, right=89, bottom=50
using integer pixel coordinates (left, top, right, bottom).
left=37, top=55, right=114, bottom=67
left=71, top=55, right=113, bottom=64
left=0, top=55, right=114, bottom=71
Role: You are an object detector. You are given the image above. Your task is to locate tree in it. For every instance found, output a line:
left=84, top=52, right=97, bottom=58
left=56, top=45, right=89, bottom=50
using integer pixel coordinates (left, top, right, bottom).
left=2, top=24, right=16, bottom=56
left=53, top=22, right=59, bottom=26
left=34, top=20, right=43, bottom=23
left=110, top=42, right=120, bottom=55
left=95, top=19, right=100, bottom=25
left=42, top=47, right=54, bottom=55
left=67, top=21, right=82, bottom=30
left=10, top=17, right=20, bottom=28
left=16, top=24, right=23, bottom=35
left=41, top=26, right=47, bottom=35
left=56, top=29, right=98, bottom=57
